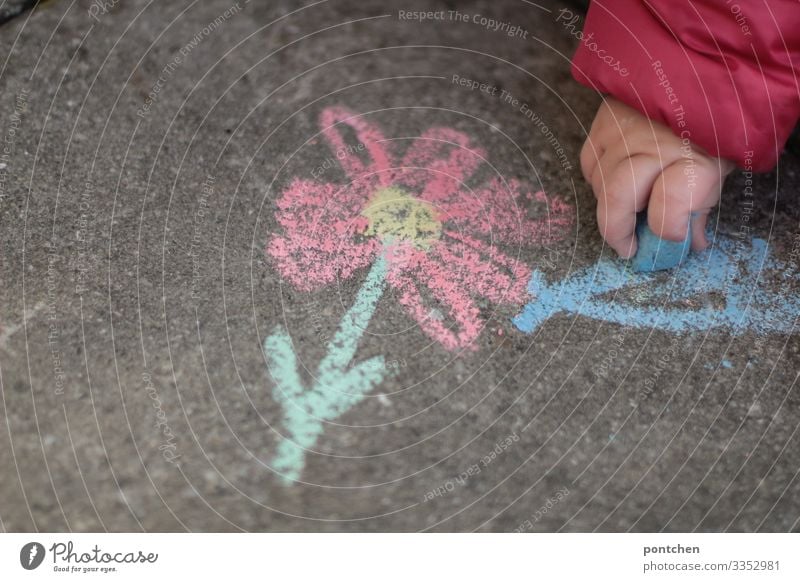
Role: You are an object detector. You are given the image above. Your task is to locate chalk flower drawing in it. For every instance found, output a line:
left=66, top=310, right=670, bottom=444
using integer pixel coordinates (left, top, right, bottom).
left=264, top=106, right=573, bottom=482
left=270, top=106, right=573, bottom=350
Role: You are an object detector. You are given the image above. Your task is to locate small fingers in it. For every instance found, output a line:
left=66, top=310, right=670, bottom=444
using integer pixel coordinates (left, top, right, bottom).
left=595, top=154, right=662, bottom=258
left=580, top=136, right=603, bottom=184
left=690, top=210, right=712, bottom=251
left=690, top=159, right=734, bottom=250
left=647, top=159, right=724, bottom=244
left=581, top=99, right=622, bottom=184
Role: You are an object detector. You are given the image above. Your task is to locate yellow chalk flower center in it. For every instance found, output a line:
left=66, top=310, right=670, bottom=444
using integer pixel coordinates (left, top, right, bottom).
left=362, top=187, right=441, bottom=248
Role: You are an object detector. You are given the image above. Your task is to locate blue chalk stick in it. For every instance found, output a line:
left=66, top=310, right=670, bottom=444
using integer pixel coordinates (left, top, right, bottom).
left=630, top=212, right=691, bottom=272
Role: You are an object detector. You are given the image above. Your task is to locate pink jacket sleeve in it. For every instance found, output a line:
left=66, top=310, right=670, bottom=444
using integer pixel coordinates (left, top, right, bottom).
left=571, top=0, right=800, bottom=171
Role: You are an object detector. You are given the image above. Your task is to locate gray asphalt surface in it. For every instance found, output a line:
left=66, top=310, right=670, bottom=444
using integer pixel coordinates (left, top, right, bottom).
left=0, top=0, right=799, bottom=532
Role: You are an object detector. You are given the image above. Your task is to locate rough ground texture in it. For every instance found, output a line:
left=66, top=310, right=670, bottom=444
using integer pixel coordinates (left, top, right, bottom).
left=0, top=0, right=798, bottom=532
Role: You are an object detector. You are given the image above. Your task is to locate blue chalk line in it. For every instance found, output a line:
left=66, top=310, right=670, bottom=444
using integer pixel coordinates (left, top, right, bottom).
left=514, top=237, right=800, bottom=334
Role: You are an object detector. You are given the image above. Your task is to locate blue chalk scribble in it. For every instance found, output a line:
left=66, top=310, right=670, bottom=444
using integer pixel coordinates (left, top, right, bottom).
left=514, top=237, right=800, bottom=335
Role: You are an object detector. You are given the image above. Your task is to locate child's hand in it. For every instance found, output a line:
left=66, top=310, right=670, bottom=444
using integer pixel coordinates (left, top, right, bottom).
left=580, top=98, right=735, bottom=258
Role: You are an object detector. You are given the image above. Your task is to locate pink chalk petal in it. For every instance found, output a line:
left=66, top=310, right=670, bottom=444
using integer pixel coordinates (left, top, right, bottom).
left=267, top=178, right=379, bottom=292
left=432, top=235, right=532, bottom=305
left=319, top=107, right=395, bottom=188
left=398, top=128, right=486, bottom=200
left=268, top=234, right=379, bottom=293
left=274, top=178, right=368, bottom=232
left=385, top=245, right=483, bottom=351
left=438, top=179, right=574, bottom=246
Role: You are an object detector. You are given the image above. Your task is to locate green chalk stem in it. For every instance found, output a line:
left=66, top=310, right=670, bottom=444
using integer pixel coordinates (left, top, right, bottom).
left=263, top=254, right=389, bottom=483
